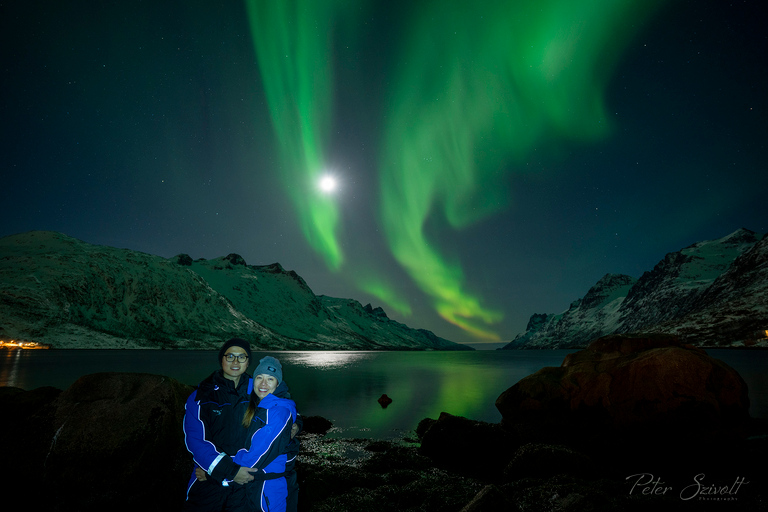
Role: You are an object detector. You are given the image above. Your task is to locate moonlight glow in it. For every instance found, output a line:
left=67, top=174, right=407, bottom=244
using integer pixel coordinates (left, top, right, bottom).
left=318, top=175, right=338, bottom=193
left=245, top=0, right=346, bottom=271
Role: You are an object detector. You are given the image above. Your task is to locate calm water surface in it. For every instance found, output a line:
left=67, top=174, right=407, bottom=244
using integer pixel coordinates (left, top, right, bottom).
left=1, top=349, right=765, bottom=439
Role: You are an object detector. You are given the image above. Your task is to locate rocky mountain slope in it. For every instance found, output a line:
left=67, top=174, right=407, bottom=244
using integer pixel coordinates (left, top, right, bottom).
left=503, top=228, right=768, bottom=349
left=0, top=231, right=468, bottom=350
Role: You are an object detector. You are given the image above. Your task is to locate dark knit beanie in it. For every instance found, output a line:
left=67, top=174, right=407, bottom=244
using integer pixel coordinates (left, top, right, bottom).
left=218, top=338, right=252, bottom=363
left=253, top=356, right=283, bottom=384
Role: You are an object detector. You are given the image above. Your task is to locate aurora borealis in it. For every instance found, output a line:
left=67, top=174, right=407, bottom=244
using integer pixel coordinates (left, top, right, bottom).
left=2, top=0, right=766, bottom=345
left=377, top=0, right=665, bottom=339
left=245, top=0, right=349, bottom=271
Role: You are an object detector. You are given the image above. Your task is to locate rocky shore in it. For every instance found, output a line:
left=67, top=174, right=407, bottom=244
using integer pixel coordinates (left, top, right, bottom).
left=1, top=335, right=766, bottom=511
left=296, top=416, right=767, bottom=511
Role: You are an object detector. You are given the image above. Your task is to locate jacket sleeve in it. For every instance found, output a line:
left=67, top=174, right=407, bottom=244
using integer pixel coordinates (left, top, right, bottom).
left=232, top=405, right=293, bottom=471
left=182, top=390, right=241, bottom=482
left=294, top=412, right=303, bottom=436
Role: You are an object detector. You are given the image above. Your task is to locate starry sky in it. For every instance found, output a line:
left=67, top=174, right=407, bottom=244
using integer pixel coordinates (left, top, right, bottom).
left=2, top=0, right=766, bottom=346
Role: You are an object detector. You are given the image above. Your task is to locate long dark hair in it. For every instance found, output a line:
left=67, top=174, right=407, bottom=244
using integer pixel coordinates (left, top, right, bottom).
left=242, top=391, right=260, bottom=428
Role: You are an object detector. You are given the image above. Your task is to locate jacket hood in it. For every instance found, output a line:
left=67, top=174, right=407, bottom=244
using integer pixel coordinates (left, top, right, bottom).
left=258, top=392, right=298, bottom=422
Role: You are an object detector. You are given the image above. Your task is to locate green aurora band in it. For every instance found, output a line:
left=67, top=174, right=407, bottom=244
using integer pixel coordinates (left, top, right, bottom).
left=379, top=0, right=664, bottom=340
left=246, top=0, right=664, bottom=341
left=245, top=0, right=353, bottom=270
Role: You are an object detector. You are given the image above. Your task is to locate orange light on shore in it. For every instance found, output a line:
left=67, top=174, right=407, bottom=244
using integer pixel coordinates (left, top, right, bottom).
left=0, top=340, right=50, bottom=349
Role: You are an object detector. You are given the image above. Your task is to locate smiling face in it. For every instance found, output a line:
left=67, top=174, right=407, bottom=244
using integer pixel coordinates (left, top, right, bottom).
left=221, top=347, right=249, bottom=386
left=253, top=373, right=279, bottom=399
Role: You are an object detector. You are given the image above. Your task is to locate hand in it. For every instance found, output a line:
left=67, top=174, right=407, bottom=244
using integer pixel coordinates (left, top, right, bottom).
left=291, top=423, right=299, bottom=439
left=233, top=466, right=258, bottom=485
left=195, top=467, right=207, bottom=481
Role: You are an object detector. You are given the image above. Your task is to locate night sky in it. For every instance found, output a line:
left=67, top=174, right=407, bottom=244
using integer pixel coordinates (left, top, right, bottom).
left=2, top=0, right=766, bottom=346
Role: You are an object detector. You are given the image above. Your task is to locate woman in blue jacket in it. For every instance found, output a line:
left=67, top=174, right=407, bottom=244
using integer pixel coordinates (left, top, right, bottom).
left=234, top=356, right=298, bottom=512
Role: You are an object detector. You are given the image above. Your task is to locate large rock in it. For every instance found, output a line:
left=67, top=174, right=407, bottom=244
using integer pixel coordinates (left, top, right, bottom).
left=0, top=372, right=194, bottom=512
left=496, top=335, right=750, bottom=448
left=418, top=412, right=519, bottom=480
left=503, top=443, right=595, bottom=482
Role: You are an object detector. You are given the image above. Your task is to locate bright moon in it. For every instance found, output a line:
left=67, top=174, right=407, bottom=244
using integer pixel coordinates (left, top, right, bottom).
left=319, top=175, right=337, bottom=193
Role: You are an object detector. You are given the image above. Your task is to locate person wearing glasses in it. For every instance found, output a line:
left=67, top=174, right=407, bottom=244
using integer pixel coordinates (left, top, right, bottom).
left=182, top=338, right=257, bottom=510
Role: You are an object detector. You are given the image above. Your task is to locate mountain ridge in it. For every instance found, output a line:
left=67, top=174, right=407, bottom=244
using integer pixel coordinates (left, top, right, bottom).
left=503, top=228, right=768, bottom=349
left=0, top=231, right=469, bottom=350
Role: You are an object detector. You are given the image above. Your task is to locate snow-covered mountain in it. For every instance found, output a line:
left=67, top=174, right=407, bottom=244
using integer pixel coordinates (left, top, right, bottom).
left=0, top=231, right=469, bottom=350
left=503, top=228, right=768, bottom=349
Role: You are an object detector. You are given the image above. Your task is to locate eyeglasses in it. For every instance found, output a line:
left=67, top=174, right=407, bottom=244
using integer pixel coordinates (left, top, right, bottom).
left=224, top=353, right=249, bottom=363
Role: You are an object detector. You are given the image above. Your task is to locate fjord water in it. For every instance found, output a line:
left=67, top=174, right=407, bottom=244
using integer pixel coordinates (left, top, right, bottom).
left=2, top=349, right=765, bottom=439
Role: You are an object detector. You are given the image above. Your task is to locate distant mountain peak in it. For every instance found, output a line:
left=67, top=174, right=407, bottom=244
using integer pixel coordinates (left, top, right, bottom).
left=223, top=253, right=247, bottom=266
left=581, top=274, right=637, bottom=310
left=503, top=229, right=768, bottom=349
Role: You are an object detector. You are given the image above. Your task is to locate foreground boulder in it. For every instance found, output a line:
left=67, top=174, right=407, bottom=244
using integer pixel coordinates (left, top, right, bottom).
left=496, top=334, right=750, bottom=448
left=417, top=412, right=519, bottom=480
left=0, top=372, right=193, bottom=512
left=503, top=442, right=596, bottom=481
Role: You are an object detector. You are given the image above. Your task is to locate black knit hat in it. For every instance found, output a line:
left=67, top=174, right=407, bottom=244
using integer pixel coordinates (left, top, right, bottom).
left=218, top=338, right=251, bottom=363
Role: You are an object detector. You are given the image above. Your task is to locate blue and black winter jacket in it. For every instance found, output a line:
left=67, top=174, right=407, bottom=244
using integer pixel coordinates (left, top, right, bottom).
left=234, top=382, right=298, bottom=512
left=183, top=370, right=251, bottom=486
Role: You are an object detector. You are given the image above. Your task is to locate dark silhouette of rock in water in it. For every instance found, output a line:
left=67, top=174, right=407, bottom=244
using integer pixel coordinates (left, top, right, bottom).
left=378, top=393, right=393, bottom=408
left=302, top=415, right=333, bottom=434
